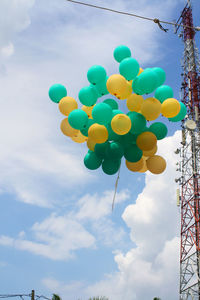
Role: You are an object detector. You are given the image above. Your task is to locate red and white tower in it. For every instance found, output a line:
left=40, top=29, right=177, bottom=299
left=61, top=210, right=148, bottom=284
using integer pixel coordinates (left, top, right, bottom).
left=176, top=0, right=200, bottom=298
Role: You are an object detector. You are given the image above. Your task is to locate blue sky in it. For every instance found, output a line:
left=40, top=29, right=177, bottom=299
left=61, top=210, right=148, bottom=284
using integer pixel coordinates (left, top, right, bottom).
left=0, top=0, right=200, bottom=299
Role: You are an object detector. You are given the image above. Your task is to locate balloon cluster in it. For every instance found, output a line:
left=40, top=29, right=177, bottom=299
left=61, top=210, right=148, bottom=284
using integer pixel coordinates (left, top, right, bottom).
left=49, top=45, right=187, bottom=176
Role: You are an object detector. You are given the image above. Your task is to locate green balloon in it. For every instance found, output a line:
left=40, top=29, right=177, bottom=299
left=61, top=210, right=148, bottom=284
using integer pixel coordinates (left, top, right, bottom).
left=132, top=77, right=143, bottom=95
left=94, top=142, right=109, bottom=159
left=131, top=133, right=138, bottom=144
left=152, top=67, right=166, bottom=87
left=92, top=103, right=113, bottom=125
left=149, top=122, right=168, bottom=140
left=68, top=109, right=88, bottom=130
left=128, top=112, right=146, bottom=134
left=102, top=158, right=121, bottom=175
left=103, top=98, right=118, bottom=110
left=79, top=85, right=98, bottom=106
left=81, top=119, right=94, bottom=137
left=93, top=76, right=109, bottom=97
left=142, top=68, right=152, bottom=73
left=84, top=151, right=102, bottom=170
left=118, top=132, right=137, bottom=147
left=168, top=102, right=187, bottom=122
left=119, top=57, right=140, bottom=81
left=112, top=109, right=124, bottom=116
left=134, top=70, right=158, bottom=95
left=113, top=45, right=131, bottom=63
left=49, top=84, right=67, bottom=103
left=155, top=85, right=173, bottom=103
left=106, top=142, right=124, bottom=159
left=124, top=144, right=143, bottom=162
left=140, top=126, right=151, bottom=134
left=87, top=65, right=107, bottom=85
left=106, top=123, right=121, bottom=141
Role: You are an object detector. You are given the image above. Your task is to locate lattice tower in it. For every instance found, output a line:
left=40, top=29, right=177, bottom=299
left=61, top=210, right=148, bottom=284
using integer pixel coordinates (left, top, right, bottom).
left=177, top=1, right=200, bottom=299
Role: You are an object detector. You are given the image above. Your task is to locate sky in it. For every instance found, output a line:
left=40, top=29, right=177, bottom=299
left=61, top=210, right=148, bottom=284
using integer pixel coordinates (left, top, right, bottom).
left=0, top=0, right=200, bottom=299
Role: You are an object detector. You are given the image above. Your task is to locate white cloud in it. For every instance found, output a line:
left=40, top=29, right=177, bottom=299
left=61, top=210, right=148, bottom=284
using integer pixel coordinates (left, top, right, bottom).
left=0, top=0, right=34, bottom=48
left=41, top=131, right=182, bottom=299
left=0, top=66, right=93, bottom=207
left=0, top=0, right=35, bottom=73
left=76, top=190, right=130, bottom=221
left=0, top=235, right=14, bottom=246
left=74, top=190, right=131, bottom=249
left=84, top=131, right=181, bottom=300
left=91, top=218, right=126, bottom=248
left=123, top=131, right=181, bottom=259
left=1, top=43, right=14, bottom=57
left=85, top=237, right=179, bottom=300
left=0, top=213, right=96, bottom=260
left=0, top=189, right=129, bottom=259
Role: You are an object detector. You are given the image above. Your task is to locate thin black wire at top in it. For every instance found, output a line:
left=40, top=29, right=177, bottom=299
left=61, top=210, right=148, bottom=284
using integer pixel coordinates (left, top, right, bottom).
left=65, top=0, right=200, bottom=31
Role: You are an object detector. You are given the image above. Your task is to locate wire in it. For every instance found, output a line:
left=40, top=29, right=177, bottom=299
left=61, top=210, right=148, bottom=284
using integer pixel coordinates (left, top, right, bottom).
left=0, top=295, right=51, bottom=300
left=65, top=0, right=200, bottom=31
left=36, top=296, right=51, bottom=300
left=66, top=0, right=154, bottom=22
left=0, top=296, right=30, bottom=299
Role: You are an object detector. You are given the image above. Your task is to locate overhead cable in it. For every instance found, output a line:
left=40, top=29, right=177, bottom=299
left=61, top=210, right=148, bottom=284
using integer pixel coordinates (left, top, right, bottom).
left=65, top=0, right=200, bottom=32
left=0, top=295, right=51, bottom=300
left=0, top=296, right=30, bottom=299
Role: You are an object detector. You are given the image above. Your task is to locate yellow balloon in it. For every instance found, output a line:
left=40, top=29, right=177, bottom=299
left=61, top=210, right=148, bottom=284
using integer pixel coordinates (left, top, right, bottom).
left=87, top=137, right=96, bottom=151
left=136, top=131, right=157, bottom=151
left=82, top=105, right=95, bottom=118
left=106, top=74, right=127, bottom=97
left=126, top=94, right=144, bottom=112
left=138, top=159, right=148, bottom=173
left=141, top=97, right=161, bottom=121
left=88, top=123, right=108, bottom=143
left=111, top=114, right=131, bottom=135
left=118, top=81, right=132, bottom=100
left=71, top=131, right=87, bottom=143
left=137, top=67, right=143, bottom=76
left=126, top=157, right=144, bottom=172
left=60, top=118, right=79, bottom=137
left=143, top=144, right=157, bottom=157
left=146, top=155, right=166, bottom=174
left=142, top=155, right=149, bottom=160
left=58, top=96, right=78, bottom=116
left=161, top=98, right=181, bottom=118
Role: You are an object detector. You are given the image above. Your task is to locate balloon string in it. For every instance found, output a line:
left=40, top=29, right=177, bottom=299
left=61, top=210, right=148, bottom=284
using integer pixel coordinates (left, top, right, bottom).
left=112, top=163, right=121, bottom=212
